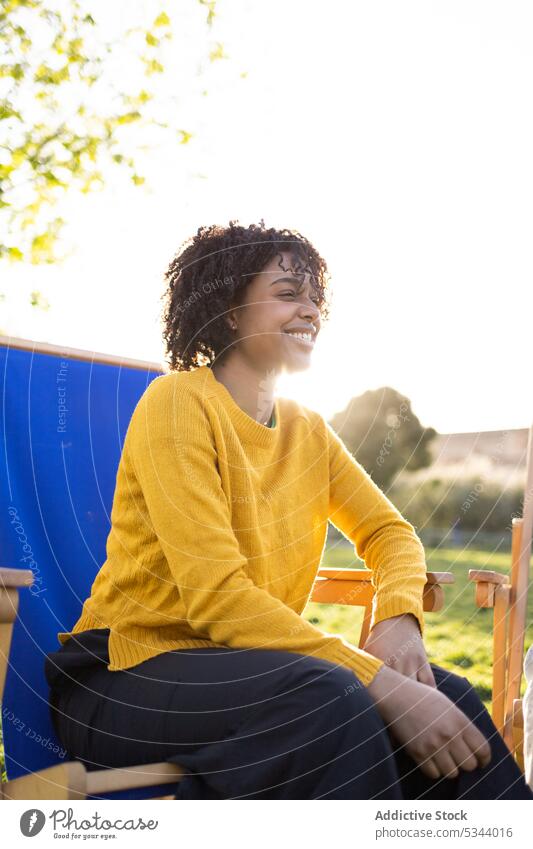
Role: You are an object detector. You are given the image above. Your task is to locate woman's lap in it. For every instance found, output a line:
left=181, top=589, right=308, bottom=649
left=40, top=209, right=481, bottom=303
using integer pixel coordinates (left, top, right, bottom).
left=48, top=649, right=533, bottom=800
left=51, top=647, right=395, bottom=798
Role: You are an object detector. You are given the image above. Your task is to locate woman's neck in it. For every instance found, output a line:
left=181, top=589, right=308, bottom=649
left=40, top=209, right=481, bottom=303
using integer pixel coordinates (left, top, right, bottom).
left=210, top=357, right=277, bottom=426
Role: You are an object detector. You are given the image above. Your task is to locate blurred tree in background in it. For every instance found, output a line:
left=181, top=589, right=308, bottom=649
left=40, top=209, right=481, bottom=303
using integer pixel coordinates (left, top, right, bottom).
left=329, top=385, right=437, bottom=489
left=0, top=0, right=219, bottom=276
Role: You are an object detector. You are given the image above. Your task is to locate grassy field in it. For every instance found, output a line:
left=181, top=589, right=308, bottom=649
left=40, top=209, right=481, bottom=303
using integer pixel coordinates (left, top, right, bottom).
left=1, top=544, right=532, bottom=781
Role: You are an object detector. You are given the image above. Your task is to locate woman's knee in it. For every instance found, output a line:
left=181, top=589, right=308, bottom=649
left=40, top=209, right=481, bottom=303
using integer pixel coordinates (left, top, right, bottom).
left=287, top=656, right=386, bottom=732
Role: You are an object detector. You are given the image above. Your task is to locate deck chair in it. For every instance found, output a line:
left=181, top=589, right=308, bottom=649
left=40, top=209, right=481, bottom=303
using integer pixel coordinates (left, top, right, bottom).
left=469, top=421, right=533, bottom=773
left=0, top=334, right=455, bottom=801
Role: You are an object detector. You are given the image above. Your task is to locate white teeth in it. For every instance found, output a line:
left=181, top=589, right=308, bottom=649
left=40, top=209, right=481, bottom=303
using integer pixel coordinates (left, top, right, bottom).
left=286, top=331, right=313, bottom=344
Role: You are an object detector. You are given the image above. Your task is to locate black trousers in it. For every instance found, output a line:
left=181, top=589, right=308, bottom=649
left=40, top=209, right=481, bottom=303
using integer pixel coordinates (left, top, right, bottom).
left=45, top=632, right=533, bottom=800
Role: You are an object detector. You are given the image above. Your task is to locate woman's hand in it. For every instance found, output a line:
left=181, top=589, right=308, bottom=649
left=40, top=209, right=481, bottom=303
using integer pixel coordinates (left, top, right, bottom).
left=363, top=612, right=437, bottom=688
left=366, top=664, right=492, bottom=780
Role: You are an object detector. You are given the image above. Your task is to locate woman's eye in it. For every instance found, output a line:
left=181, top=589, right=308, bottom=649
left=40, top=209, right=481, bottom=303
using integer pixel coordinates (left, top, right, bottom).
left=280, top=291, right=320, bottom=305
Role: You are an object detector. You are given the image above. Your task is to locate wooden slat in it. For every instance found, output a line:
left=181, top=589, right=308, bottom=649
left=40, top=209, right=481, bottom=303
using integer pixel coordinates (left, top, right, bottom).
left=513, top=699, right=525, bottom=774
left=469, top=569, right=509, bottom=586
left=2, top=762, right=87, bottom=800
left=504, top=516, right=531, bottom=749
left=316, top=566, right=454, bottom=584
left=359, top=606, right=373, bottom=648
left=0, top=568, right=35, bottom=588
left=0, top=334, right=167, bottom=373
left=316, top=567, right=375, bottom=582
left=86, top=762, right=184, bottom=795
left=0, top=588, right=20, bottom=704
left=310, top=577, right=373, bottom=607
left=0, top=587, right=20, bottom=623
left=311, top=571, right=453, bottom=608
left=492, top=584, right=511, bottom=735
left=422, top=584, right=445, bottom=612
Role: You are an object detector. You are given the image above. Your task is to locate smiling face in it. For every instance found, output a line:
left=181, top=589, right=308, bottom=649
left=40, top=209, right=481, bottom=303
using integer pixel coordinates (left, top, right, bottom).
left=225, top=249, right=322, bottom=375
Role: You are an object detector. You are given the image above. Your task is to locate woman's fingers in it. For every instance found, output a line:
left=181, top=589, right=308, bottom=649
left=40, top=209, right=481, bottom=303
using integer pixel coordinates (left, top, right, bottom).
left=416, top=662, right=437, bottom=688
left=449, top=737, right=482, bottom=773
left=431, top=749, right=460, bottom=780
left=417, top=755, right=442, bottom=780
left=462, top=723, right=492, bottom=769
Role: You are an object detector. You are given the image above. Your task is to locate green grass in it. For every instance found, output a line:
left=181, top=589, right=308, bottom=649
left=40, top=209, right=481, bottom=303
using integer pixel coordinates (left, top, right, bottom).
left=1, top=544, right=531, bottom=781
left=304, top=544, right=533, bottom=713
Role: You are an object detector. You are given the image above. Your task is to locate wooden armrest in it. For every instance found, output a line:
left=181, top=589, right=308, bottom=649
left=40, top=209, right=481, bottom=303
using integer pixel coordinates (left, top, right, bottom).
left=424, top=571, right=454, bottom=584
left=0, top=568, right=34, bottom=588
left=312, top=568, right=453, bottom=614
left=468, top=569, right=509, bottom=586
left=469, top=570, right=511, bottom=609
left=317, top=567, right=454, bottom=584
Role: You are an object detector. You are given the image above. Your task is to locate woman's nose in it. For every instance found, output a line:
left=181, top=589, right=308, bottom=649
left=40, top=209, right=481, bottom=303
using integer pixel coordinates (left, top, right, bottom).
left=299, top=299, right=320, bottom=323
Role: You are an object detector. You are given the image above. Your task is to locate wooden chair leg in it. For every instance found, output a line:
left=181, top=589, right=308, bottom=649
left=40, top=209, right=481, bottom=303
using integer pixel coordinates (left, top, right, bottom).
left=492, top=585, right=510, bottom=736
left=0, top=587, right=20, bottom=704
left=359, top=605, right=372, bottom=648
left=512, top=699, right=525, bottom=775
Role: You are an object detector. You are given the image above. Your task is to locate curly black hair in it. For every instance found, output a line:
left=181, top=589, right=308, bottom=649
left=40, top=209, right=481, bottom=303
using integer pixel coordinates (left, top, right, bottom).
left=160, top=219, right=332, bottom=372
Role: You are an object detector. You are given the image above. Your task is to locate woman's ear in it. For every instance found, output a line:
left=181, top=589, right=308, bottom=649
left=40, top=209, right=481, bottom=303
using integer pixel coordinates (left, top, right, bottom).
left=225, top=301, right=238, bottom=331
left=225, top=315, right=237, bottom=331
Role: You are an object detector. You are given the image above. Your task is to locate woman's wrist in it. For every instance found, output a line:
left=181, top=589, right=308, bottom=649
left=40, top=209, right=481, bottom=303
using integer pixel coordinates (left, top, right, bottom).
left=366, top=663, right=405, bottom=705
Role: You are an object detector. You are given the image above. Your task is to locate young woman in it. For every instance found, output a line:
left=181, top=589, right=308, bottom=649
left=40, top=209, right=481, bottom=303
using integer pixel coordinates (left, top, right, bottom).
left=44, top=220, right=533, bottom=800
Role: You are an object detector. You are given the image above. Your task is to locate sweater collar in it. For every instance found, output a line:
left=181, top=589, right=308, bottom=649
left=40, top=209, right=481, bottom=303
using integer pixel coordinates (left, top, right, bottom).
left=193, top=365, right=281, bottom=447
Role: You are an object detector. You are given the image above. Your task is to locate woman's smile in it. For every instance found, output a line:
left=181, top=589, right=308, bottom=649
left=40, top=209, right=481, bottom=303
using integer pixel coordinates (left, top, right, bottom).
left=283, top=328, right=316, bottom=349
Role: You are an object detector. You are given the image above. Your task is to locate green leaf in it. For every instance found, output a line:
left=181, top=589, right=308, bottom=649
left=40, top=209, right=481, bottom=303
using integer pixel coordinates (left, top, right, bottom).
left=0, top=101, right=22, bottom=121
left=0, top=63, right=24, bottom=81
left=34, top=63, right=70, bottom=85
left=145, top=32, right=159, bottom=47
left=153, top=11, right=171, bottom=27
left=209, top=42, right=227, bottom=62
left=30, top=289, right=51, bottom=307
left=117, top=110, right=141, bottom=124
left=198, top=0, right=216, bottom=27
left=143, top=57, right=164, bottom=75
left=42, top=170, right=68, bottom=189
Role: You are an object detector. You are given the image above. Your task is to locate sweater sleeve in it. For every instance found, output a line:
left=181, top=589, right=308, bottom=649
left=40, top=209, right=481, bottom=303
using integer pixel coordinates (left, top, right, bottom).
left=128, top=382, right=386, bottom=687
left=326, top=422, right=427, bottom=637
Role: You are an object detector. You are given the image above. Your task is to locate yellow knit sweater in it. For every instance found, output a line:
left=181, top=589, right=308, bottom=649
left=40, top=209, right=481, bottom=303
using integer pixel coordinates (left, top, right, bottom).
left=58, top=365, right=428, bottom=686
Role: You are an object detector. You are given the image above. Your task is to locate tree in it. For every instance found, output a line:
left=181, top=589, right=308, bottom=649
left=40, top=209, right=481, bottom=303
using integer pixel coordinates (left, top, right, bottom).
left=328, top=386, right=437, bottom=490
left=0, top=0, right=219, bottom=272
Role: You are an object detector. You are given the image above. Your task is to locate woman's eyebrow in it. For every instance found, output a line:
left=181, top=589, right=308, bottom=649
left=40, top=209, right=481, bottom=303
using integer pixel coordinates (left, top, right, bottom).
left=269, top=276, right=305, bottom=287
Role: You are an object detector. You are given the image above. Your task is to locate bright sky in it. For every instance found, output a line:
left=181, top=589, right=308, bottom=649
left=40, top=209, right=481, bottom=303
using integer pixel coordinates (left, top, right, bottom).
left=2, top=0, right=532, bottom=434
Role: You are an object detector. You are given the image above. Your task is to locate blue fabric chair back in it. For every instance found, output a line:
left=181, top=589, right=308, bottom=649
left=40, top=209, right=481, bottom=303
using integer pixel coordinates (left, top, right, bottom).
left=0, top=339, right=173, bottom=798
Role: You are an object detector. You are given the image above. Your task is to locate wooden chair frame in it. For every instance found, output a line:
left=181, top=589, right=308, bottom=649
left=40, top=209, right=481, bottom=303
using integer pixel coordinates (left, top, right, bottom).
left=468, top=422, right=533, bottom=772
left=1, top=565, right=454, bottom=800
